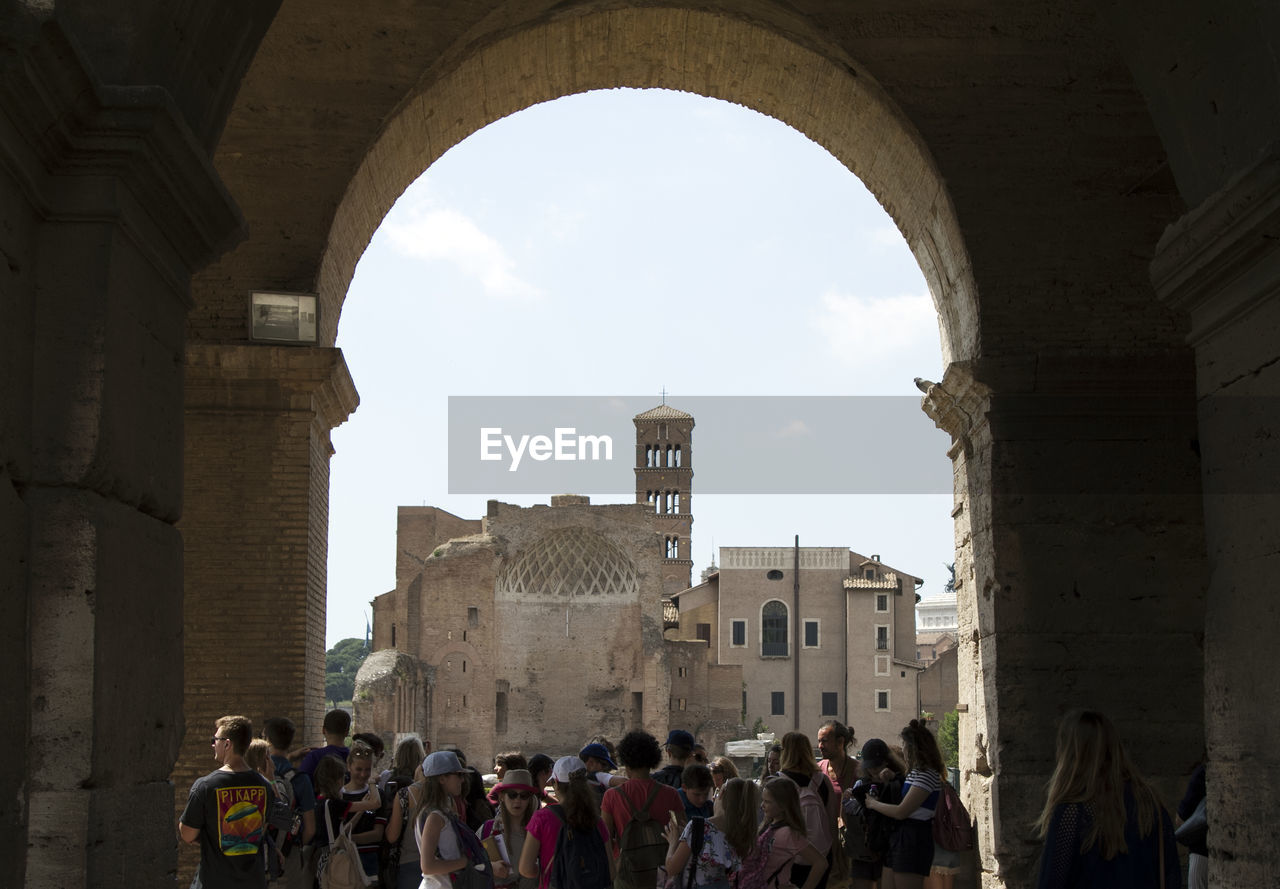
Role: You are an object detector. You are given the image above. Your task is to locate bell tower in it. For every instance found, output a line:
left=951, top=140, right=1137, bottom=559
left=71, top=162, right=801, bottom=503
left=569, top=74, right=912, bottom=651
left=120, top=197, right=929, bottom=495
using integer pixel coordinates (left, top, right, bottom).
left=634, top=403, right=694, bottom=597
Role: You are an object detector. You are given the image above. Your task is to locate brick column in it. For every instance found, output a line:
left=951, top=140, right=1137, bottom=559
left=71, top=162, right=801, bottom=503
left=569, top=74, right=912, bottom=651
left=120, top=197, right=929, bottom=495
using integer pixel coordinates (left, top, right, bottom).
left=922, top=355, right=1206, bottom=887
left=0, top=21, right=244, bottom=889
left=176, top=344, right=358, bottom=875
left=1151, top=150, right=1280, bottom=888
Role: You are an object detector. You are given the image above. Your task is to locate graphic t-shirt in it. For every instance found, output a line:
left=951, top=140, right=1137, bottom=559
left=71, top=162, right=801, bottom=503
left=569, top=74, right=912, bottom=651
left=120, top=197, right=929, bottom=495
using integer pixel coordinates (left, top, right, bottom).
left=181, top=767, right=277, bottom=888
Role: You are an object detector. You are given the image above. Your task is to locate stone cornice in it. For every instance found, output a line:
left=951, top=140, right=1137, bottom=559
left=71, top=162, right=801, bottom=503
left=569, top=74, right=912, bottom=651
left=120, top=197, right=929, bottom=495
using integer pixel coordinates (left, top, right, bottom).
left=0, top=22, right=244, bottom=293
left=1151, top=147, right=1280, bottom=347
left=185, top=344, right=360, bottom=432
left=919, top=361, right=989, bottom=445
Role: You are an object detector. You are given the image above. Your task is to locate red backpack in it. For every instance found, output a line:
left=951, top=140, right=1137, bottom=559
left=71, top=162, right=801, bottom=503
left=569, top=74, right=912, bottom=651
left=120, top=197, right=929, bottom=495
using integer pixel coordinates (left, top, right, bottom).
left=931, top=779, right=974, bottom=852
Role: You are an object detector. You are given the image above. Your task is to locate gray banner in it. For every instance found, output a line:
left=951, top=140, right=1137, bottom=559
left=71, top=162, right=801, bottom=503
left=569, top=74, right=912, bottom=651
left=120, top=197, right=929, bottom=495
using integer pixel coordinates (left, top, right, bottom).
left=448, top=396, right=952, bottom=495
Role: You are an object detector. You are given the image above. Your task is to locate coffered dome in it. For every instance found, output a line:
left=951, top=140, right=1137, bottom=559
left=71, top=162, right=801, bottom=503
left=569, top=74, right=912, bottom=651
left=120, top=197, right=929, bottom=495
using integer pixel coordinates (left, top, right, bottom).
left=497, top=526, right=640, bottom=600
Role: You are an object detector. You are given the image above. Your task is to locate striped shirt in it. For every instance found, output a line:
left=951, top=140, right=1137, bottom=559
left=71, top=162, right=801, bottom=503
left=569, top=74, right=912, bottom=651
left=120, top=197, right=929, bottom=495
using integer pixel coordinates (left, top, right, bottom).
left=903, top=769, right=943, bottom=821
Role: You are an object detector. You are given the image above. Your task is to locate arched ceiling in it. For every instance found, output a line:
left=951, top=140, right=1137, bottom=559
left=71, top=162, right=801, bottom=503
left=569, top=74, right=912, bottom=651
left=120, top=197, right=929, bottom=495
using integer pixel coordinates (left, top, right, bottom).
left=193, top=0, right=1187, bottom=366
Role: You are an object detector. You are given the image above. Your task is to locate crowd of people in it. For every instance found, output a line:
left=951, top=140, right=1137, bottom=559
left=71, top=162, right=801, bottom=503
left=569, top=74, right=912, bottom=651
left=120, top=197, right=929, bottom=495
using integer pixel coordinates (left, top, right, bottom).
left=179, top=709, right=1188, bottom=889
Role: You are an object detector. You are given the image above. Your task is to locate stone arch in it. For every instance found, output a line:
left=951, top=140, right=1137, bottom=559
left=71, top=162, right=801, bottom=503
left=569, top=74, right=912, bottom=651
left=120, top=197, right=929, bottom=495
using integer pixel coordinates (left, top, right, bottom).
left=315, top=7, right=978, bottom=364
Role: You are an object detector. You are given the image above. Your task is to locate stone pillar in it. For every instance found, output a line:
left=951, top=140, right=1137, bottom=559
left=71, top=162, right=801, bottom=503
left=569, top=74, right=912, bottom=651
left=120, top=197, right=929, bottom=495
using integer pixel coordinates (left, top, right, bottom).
left=0, top=21, right=244, bottom=889
left=1151, top=151, right=1280, bottom=889
left=922, top=354, right=1206, bottom=887
left=176, top=344, right=357, bottom=880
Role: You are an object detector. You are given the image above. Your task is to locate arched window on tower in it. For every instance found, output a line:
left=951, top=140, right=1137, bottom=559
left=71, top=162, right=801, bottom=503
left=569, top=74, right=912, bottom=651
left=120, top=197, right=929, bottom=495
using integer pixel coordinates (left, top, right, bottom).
left=762, top=601, right=788, bottom=657
left=666, top=537, right=679, bottom=558
left=674, top=445, right=681, bottom=467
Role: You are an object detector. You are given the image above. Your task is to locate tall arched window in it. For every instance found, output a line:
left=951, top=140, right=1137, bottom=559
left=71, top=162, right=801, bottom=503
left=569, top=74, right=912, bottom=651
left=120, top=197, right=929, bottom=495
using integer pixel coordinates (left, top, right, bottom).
left=762, top=600, right=788, bottom=657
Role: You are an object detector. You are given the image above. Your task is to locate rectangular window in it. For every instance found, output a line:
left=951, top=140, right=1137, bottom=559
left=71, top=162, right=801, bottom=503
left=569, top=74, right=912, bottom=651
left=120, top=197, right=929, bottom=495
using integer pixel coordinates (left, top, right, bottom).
left=865, top=568, right=875, bottom=580
left=876, top=690, right=890, bottom=711
left=876, top=625, right=890, bottom=651
left=731, top=619, right=747, bottom=647
left=696, top=623, right=711, bottom=642
left=821, top=692, right=838, bottom=716
left=875, top=655, right=890, bottom=676
left=804, top=620, right=819, bottom=648
left=677, top=667, right=687, bottom=678
left=876, top=594, right=889, bottom=612
left=467, top=606, right=479, bottom=627
left=678, top=698, right=687, bottom=711
left=496, top=691, right=508, bottom=732
left=771, top=691, right=785, bottom=716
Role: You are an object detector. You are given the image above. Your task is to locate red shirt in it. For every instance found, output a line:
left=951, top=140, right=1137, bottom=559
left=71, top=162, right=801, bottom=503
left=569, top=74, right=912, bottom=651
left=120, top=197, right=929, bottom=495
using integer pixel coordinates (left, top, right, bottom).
left=600, top=778, right=683, bottom=856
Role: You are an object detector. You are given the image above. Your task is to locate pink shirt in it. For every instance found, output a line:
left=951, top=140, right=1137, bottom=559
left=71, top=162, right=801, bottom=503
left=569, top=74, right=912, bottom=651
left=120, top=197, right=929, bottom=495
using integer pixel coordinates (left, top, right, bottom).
left=525, top=806, right=610, bottom=889
left=757, top=824, right=809, bottom=888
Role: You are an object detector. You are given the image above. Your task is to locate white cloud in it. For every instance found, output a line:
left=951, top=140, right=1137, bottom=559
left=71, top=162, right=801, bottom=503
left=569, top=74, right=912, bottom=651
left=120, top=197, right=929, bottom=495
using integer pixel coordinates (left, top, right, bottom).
left=773, top=419, right=814, bottom=438
left=814, top=290, right=938, bottom=365
left=383, top=201, right=542, bottom=300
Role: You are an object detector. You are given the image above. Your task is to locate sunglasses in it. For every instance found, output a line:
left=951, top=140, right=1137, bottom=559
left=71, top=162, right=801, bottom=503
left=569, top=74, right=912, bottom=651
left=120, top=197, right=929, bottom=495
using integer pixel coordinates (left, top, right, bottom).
left=504, top=791, right=533, bottom=800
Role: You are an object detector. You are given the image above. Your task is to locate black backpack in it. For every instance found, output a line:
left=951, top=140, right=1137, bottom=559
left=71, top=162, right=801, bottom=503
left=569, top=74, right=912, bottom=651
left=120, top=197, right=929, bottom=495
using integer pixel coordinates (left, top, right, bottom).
left=549, top=805, right=612, bottom=889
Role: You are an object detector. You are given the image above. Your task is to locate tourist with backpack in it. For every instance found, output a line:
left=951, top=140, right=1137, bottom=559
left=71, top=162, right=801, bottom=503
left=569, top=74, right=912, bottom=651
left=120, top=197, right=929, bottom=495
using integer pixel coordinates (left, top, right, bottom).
left=264, top=716, right=318, bottom=854
left=664, top=777, right=759, bottom=889
left=735, top=778, right=827, bottom=889
left=841, top=739, right=905, bottom=889
left=519, top=756, right=613, bottom=889
left=777, top=732, right=837, bottom=889
left=380, top=736, right=427, bottom=887
left=416, top=750, right=495, bottom=889
left=864, top=721, right=946, bottom=889
left=314, top=755, right=383, bottom=889
left=601, top=730, right=686, bottom=889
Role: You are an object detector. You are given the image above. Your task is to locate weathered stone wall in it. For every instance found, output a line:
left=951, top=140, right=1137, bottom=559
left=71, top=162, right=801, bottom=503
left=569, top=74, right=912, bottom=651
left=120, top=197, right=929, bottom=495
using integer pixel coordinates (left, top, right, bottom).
left=1, top=16, right=245, bottom=888
left=177, top=344, right=356, bottom=881
left=923, top=355, right=1206, bottom=885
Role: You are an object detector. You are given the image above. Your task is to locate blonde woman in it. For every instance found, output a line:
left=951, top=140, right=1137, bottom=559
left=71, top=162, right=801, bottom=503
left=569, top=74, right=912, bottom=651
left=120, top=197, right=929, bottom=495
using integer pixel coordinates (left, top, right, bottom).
left=736, top=777, right=826, bottom=889
left=1033, top=710, right=1178, bottom=889
left=416, top=751, right=473, bottom=889
left=778, top=731, right=838, bottom=889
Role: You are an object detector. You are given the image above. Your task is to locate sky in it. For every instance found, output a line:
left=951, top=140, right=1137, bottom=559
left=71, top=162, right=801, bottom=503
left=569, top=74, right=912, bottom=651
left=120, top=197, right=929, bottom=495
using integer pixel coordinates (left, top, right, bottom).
left=325, top=88, right=952, bottom=648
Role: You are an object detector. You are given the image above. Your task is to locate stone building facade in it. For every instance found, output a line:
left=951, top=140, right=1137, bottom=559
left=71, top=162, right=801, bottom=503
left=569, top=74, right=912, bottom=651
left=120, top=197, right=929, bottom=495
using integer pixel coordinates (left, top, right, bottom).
left=670, top=547, right=923, bottom=745
left=360, top=405, right=741, bottom=764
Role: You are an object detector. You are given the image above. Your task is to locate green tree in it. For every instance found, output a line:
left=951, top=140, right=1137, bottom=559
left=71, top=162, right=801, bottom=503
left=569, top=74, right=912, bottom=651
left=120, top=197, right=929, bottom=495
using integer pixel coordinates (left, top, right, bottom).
left=325, top=637, right=370, bottom=707
left=938, top=710, right=960, bottom=769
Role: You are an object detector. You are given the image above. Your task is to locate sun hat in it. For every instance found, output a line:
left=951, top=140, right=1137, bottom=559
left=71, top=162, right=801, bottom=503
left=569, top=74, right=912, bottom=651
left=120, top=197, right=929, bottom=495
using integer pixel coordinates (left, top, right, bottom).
left=578, top=742, right=617, bottom=770
left=422, top=750, right=464, bottom=777
left=493, top=768, right=540, bottom=796
left=552, top=755, right=587, bottom=783
left=859, top=739, right=890, bottom=769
